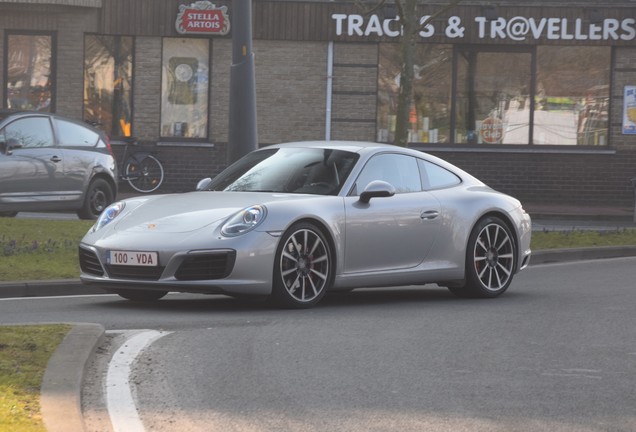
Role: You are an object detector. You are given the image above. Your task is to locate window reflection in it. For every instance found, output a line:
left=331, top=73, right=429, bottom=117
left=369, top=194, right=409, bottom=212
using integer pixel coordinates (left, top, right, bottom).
left=456, top=49, right=531, bottom=145
left=535, top=46, right=609, bottom=145
left=377, top=44, right=452, bottom=144
left=6, top=34, right=53, bottom=112
left=161, top=38, right=209, bottom=139
left=83, top=35, right=133, bottom=137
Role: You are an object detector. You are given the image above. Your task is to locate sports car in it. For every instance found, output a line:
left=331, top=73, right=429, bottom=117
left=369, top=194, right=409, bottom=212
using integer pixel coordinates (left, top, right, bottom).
left=79, top=141, right=531, bottom=308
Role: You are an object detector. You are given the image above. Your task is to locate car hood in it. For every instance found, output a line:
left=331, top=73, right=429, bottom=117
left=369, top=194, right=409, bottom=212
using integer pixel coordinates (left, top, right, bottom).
left=113, top=191, right=308, bottom=233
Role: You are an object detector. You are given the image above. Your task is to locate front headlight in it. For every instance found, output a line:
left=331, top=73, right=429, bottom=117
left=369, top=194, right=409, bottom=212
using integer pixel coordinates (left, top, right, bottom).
left=93, top=201, right=126, bottom=232
left=221, top=205, right=267, bottom=237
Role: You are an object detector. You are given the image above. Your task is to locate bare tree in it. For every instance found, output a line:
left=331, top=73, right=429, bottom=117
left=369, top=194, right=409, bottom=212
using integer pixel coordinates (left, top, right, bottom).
left=355, top=0, right=462, bottom=146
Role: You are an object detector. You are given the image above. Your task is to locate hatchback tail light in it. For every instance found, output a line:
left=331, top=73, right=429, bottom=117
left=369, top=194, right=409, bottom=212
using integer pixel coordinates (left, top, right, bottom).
left=104, top=135, right=114, bottom=156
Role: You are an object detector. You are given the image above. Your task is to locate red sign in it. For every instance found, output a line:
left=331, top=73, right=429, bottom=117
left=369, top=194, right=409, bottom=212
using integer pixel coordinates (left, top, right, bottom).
left=479, top=117, right=504, bottom=144
left=176, top=2, right=230, bottom=35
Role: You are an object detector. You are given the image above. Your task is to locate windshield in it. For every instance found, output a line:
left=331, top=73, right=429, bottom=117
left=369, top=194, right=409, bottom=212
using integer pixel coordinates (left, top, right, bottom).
left=206, top=147, right=359, bottom=195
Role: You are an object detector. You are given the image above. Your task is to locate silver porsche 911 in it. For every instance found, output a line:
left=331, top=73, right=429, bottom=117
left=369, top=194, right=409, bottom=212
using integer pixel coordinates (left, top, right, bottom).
left=79, top=141, right=531, bottom=308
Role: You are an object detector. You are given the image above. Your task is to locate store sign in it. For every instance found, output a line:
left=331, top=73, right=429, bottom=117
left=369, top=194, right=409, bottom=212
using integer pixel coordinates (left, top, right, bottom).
left=623, top=86, right=636, bottom=135
left=176, top=1, right=230, bottom=35
left=331, top=14, right=636, bottom=42
left=479, top=117, right=504, bottom=144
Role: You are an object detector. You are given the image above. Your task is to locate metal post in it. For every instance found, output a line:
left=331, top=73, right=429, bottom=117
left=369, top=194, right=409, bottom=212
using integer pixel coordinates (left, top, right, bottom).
left=228, top=0, right=258, bottom=163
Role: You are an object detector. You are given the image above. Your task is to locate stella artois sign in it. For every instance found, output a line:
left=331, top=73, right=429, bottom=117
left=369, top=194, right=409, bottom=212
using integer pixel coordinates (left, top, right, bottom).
left=176, top=1, right=230, bottom=35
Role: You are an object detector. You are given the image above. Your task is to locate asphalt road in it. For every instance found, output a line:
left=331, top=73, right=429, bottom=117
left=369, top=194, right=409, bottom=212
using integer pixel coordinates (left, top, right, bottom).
left=2, top=257, right=636, bottom=431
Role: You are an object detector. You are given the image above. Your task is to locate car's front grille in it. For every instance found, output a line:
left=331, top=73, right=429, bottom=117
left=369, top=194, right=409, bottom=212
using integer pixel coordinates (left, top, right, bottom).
left=79, top=247, right=104, bottom=276
left=106, top=265, right=165, bottom=281
left=175, top=251, right=236, bottom=281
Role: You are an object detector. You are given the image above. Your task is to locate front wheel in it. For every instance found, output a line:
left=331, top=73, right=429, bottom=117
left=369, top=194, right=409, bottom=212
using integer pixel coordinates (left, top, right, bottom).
left=449, top=216, right=516, bottom=298
left=125, top=154, right=164, bottom=193
left=77, top=178, right=114, bottom=220
left=271, top=222, right=333, bottom=309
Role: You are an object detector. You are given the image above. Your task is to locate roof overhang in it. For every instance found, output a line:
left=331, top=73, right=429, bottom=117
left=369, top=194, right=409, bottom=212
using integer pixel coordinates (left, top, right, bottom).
left=0, top=0, right=101, bottom=7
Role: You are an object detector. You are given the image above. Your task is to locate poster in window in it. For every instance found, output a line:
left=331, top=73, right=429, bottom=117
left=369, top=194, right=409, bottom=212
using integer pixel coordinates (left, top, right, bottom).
left=624, top=86, right=636, bottom=135
left=168, top=57, right=198, bottom=105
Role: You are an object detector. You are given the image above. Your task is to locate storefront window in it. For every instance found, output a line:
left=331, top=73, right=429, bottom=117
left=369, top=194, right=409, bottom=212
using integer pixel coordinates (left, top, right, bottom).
left=161, top=38, right=209, bottom=139
left=535, top=46, right=610, bottom=145
left=380, top=43, right=610, bottom=147
left=5, top=33, right=54, bottom=112
left=377, top=43, right=452, bottom=144
left=84, top=35, right=133, bottom=137
left=455, top=48, right=532, bottom=145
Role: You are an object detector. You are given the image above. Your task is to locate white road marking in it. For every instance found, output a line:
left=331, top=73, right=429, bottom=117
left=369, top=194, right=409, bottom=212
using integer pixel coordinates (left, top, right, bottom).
left=107, top=330, right=171, bottom=432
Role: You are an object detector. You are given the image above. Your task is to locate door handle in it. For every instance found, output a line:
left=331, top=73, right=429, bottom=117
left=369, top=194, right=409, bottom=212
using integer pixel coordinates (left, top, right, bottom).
left=50, top=156, right=62, bottom=162
left=420, top=210, right=439, bottom=220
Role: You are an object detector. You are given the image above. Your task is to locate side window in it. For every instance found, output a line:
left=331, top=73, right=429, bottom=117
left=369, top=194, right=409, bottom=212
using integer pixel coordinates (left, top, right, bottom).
left=353, top=153, right=421, bottom=195
left=418, top=159, right=461, bottom=190
left=3, top=117, right=54, bottom=149
left=56, top=119, right=99, bottom=147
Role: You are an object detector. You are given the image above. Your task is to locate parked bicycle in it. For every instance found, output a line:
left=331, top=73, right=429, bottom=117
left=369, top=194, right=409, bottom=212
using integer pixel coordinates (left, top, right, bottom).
left=114, top=137, right=164, bottom=193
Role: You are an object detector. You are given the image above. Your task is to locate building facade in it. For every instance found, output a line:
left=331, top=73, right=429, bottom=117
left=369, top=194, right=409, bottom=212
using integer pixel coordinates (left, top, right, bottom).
left=1, top=0, right=636, bottom=207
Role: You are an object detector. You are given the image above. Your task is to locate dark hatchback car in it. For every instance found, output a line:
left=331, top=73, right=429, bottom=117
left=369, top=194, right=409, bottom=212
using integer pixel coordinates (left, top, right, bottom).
left=0, top=110, right=118, bottom=219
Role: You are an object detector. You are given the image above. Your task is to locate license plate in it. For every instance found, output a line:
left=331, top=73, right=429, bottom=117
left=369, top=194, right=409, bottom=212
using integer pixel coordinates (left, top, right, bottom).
left=109, top=250, right=158, bottom=266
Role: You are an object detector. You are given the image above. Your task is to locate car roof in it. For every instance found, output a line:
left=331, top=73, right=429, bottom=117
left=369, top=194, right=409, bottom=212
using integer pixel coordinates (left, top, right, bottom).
left=264, top=140, right=410, bottom=153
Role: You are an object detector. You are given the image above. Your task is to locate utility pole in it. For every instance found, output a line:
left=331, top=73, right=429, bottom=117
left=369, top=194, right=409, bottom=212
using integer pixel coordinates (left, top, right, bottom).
left=228, top=0, right=258, bottom=163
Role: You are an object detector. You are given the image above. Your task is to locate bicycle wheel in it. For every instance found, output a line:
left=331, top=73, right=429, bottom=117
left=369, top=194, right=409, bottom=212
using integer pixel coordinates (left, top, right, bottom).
left=124, top=154, right=164, bottom=193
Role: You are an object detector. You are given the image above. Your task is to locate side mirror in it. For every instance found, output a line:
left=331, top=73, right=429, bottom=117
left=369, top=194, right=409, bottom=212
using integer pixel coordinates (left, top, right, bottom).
left=359, top=180, right=396, bottom=204
left=196, top=177, right=213, bottom=191
left=1, top=138, right=21, bottom=155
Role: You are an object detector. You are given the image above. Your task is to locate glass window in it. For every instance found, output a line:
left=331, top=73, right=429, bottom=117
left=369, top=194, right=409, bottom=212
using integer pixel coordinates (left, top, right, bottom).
left=418, top=159, right=461, bottom=190
left=455, top=48, right=532, bottom=145
left=5, top=34, right=53, bottom=112
left=378, top=44, right=452, bottom=144
left=84, top=35, right=133, bottom=138
left=535, top=46, right=610, bottom=146
left=56, top=119, right=99, bottom=147
left=207, top=148, right=359, bottom=195
left=3, top=117, right=54, bottom=148
left=354, top=154, right=421, bottom=194
left=161, top=38, right=209, bottom=139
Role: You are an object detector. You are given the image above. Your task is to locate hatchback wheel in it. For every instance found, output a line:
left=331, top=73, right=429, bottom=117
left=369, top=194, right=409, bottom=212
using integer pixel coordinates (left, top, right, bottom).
left=272, top=222, right=333, bottom=308
left=450, top=216, right=516, bottom=298
left=77, top=178, right=114, bottom=220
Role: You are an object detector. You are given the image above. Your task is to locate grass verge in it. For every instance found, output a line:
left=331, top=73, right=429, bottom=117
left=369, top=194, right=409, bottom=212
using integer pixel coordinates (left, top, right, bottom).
left=0, top=219, right=93, bottom=281
left=2, top=218, right=636, bottom=281
left=0, top=324, right=71, bottom=432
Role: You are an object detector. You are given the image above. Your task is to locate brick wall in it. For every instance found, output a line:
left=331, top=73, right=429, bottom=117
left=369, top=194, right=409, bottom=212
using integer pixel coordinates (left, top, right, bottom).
left=331, top=42, right=378, bottom=141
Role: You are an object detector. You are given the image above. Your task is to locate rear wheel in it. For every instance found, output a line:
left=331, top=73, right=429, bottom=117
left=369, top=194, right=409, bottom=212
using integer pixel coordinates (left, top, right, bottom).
left=112, top=289, right=168, bottom=301
left=77, top=178, right=114, bottom=220
left=272, top=222, right=333, bottom=309
left=449, top=216, right=516, bottom=298
left=125, top=154, right=164, bottom=193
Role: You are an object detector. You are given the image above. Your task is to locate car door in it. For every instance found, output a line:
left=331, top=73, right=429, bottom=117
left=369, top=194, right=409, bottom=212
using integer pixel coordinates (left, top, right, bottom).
left=53, top=117, right=102, bottom=202
left=0, top=116, right=63, bottom=207
left=343, top=153, right=441, bottom=274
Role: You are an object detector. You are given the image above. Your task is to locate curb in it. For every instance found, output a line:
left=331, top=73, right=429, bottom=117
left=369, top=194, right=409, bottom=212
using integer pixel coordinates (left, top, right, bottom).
left=41, top=322, right=105, bottom=432
left=0, top=279, right=104, bottom=298
left=530, top=245, right=636, bottom=265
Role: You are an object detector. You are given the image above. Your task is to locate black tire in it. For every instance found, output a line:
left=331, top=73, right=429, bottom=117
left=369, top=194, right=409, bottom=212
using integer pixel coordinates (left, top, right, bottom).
left=112, top=289, right=168, bottom=301
left=125, top=154, right=164, bottom=193
left=271, top=222, right=333, bottom=309
left=449, top=216, right=516, bottom=298
left=0, top=211, right=18, bottom=218
left=77, top=178, right=114, bottom=220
